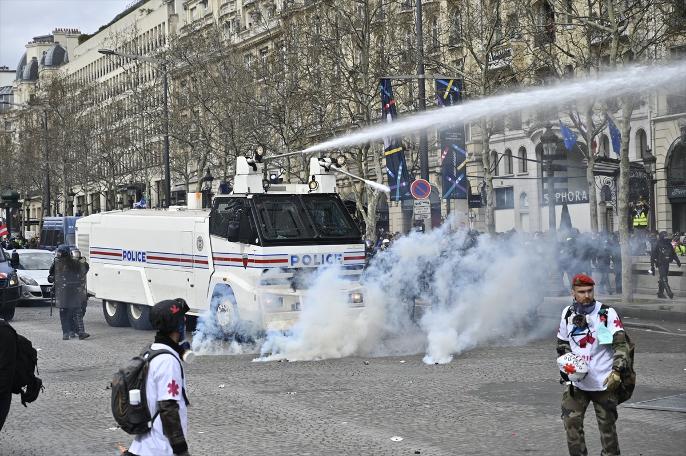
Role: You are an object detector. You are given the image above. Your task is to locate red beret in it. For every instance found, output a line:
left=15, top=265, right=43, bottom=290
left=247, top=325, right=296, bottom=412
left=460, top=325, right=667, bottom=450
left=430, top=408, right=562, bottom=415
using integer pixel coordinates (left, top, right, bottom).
left=572, top=274, right=595, bottom=287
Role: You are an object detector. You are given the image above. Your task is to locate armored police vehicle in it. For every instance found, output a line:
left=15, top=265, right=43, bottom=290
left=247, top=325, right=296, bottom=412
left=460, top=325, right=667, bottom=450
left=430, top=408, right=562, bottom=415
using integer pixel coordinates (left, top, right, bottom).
left=75, top=155, right=367, bottom=334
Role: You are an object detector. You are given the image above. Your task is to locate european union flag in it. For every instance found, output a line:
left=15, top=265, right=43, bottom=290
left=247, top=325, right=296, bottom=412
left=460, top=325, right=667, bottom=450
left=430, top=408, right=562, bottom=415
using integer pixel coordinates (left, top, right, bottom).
left=558, top=120, right=577, bottom=151
left=133, top=198, right=147, bottom=209
left=606, top=114, right=621, bottom=156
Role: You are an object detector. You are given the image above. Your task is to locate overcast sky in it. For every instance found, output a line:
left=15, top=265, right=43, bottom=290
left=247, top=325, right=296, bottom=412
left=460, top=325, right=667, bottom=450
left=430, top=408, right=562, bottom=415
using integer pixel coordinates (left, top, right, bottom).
left=0, top=0, right=131, bottom=68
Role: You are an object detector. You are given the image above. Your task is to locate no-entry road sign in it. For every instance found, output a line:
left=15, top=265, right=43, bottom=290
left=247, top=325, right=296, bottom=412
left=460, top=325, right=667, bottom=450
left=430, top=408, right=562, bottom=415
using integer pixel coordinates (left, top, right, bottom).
left=410, top=179, right=431, bottom=200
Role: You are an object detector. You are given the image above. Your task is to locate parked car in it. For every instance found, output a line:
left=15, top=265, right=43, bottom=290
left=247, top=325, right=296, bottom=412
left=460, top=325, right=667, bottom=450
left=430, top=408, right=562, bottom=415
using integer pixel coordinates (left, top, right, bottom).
left=0, top=245, right=21, bottom=320
left=9, top=249, right=54, bottom=303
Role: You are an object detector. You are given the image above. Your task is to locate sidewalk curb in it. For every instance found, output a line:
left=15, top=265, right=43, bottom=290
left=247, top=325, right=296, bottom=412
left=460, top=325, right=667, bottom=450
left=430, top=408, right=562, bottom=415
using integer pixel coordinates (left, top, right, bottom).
left=611, top=304, right=686, bottom=323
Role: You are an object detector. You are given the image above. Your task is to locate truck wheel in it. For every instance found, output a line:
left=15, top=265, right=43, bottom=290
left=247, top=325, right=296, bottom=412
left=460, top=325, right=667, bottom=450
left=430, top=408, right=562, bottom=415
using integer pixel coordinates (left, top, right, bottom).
left=127, top=304, right=153, bottom=330
left=102, top=300, right=130, bottom=327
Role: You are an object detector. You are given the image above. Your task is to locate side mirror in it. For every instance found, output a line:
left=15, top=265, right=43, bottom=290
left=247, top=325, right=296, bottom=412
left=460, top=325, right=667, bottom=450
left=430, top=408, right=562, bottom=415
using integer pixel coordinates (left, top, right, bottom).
left=227, top=219, right=240, bottom=242
left=10, top=252, right=20, bottom=269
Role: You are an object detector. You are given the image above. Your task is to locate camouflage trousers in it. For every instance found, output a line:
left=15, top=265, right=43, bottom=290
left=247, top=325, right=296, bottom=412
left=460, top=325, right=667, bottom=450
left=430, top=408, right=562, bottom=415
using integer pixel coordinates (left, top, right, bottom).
left=561, top=386, right=620, bottom=456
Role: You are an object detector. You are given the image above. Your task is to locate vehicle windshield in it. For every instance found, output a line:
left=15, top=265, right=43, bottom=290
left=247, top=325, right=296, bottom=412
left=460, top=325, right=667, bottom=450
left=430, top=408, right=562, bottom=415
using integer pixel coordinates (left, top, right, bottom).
left=253, top=194, right=360, bottom=243
left=16, top=252, right=53, bottom=270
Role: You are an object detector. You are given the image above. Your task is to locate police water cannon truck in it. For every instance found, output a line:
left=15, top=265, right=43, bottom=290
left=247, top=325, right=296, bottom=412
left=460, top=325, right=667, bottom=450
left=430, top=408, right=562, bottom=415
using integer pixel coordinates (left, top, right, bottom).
left=75, top=151, right=382, bottom=333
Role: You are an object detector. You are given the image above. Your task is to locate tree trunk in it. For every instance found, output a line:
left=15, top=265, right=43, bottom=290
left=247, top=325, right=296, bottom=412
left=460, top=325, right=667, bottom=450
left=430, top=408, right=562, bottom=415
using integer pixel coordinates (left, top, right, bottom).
left=584, top=105, right=599, bottom=232
left=618, top=98, right=635, bottom=302
left=480, top=118, right=495, bottom=233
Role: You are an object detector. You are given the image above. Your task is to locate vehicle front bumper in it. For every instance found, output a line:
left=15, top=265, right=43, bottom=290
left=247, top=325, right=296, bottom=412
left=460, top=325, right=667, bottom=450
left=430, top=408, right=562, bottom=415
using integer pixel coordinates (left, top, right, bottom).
left=0, top=285, right=21, bottom=305
left=20, top=284, right=53, bottom=301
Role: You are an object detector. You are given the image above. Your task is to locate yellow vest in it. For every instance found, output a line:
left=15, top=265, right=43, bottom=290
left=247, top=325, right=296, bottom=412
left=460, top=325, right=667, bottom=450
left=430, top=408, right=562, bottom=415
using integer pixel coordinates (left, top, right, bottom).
left=632, top=213, right=647, bottom=227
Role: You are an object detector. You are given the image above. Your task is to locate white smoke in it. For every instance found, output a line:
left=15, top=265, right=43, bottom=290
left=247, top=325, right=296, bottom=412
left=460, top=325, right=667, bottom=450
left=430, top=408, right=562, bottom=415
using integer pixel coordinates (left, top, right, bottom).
left=233, top=221, right=556, bottom=364
left=254, top=265, right=386, bottom=362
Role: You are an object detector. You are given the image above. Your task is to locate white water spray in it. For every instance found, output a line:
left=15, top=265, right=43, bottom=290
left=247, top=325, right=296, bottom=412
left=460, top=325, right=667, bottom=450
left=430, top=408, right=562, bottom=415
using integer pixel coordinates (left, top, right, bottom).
left=301, top=62, right=685, bottom=154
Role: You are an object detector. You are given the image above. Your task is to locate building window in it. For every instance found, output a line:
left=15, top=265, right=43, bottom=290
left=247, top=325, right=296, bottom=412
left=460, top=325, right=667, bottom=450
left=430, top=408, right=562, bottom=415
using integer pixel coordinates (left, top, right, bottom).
left=495, top=187, right=514, bottom=209
left=636, top=129, right=648, bottom=159
left=518, top=146, right=528, bottom=173
left=503, top=149, right=513, bottom=174
left=491, top=150, right=499, bottom=176
left=534, top=0, right=555, bottom=46
left=600, top=134, right=610, bottom=158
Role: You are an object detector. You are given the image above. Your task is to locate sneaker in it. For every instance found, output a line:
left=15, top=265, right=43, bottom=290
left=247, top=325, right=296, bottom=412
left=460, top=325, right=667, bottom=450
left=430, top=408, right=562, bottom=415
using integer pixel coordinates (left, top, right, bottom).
left=62, top=334, right=70, bottom=340
left=657, top=294, right=667, bottom=299
left=78, top=332, right=90, bottom=340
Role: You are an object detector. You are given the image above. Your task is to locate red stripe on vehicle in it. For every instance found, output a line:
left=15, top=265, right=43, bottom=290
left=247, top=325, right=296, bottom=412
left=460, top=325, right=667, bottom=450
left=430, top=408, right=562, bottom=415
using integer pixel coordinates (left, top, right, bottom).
left=344, top=256, right=366, bottom=261
left=250, top=258, right=288, bottom=264
left=213, top=256, right=243, bottom=262
left=91, top=250, right=121, bottom=257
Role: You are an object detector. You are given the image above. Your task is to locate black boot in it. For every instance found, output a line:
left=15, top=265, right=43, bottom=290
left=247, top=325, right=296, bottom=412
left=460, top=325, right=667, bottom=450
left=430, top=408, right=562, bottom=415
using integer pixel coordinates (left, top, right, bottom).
left=78, top=332, right=90, bottom=340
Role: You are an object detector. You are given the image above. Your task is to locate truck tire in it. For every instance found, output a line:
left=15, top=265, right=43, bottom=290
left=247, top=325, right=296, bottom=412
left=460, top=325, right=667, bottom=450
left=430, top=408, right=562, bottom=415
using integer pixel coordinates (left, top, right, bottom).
left=127, top=304, right=153, bottom=330
left=102, top=300, right=130, bottom=327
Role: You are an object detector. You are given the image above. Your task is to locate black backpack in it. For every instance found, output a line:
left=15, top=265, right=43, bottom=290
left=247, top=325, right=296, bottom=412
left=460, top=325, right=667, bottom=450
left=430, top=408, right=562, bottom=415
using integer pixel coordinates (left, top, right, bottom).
left=110, top=345, right=183, bottom=435
left=0, top=320, right=44, bottom=407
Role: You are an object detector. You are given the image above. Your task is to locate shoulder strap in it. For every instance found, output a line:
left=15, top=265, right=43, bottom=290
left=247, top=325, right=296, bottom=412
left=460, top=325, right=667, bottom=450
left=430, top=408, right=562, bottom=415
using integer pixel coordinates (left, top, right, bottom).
left=564, top=306, right=573, bottom=325
left=145, top=348, right=189, bottom=406
left=598, top=304, right=610, bottom=327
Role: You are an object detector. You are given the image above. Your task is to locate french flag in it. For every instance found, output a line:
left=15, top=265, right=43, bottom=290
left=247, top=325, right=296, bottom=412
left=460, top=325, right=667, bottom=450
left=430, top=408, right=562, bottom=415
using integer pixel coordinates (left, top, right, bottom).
left=0, top=224, right=8, bottom=238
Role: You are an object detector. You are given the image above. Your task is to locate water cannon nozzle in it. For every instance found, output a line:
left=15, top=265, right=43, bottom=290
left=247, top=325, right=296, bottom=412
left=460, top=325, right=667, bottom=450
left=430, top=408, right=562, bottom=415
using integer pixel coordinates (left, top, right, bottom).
left=308, top=175, right=319, bottom=192
left=246, top=157, right=258, bottom=172
left=254, top=145, right=265, bottom=163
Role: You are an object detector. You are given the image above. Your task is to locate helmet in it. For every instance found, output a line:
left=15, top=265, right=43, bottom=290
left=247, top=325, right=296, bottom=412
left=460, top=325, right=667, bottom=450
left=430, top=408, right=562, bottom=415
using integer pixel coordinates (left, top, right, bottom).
left=55, top=245, right=70, bottom=258
left=557, top=353, right=589, bottom=382
left=150, top=298, right=189, bottom=334
left=659, top=231, right=668, bottom=240
left=70, top=249, right=82, bottom=260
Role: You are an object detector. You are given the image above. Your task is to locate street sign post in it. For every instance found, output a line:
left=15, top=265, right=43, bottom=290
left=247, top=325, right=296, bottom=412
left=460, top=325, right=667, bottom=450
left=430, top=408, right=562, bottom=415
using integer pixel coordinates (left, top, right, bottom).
left=413, top=200, right=431, bottom=220
left=410, top=179, right=432, bottom=200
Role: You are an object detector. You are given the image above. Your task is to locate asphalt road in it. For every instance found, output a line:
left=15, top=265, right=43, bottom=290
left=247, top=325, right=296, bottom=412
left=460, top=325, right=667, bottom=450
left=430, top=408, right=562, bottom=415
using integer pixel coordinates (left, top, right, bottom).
left=1, top=299, right=684, bottom=455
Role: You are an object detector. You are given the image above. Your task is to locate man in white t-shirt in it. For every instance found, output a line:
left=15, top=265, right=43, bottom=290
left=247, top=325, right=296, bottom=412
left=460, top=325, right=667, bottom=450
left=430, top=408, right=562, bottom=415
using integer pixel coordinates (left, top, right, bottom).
left=125, top=299, right=191, bottom=456
left=556, top=274, right=630, bottom=456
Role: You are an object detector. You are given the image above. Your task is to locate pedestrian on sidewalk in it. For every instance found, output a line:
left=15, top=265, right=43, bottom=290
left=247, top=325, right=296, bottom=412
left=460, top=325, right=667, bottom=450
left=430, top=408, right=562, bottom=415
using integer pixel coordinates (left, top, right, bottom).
left=0, top=317, right=16, bottom=431
left=123, top=299, right=191, bottom=456
left=48, top=245, right=90, bottom=340
left=650, top=231, right=681, bottom=299
left=556, top=274, right=631, bottom=456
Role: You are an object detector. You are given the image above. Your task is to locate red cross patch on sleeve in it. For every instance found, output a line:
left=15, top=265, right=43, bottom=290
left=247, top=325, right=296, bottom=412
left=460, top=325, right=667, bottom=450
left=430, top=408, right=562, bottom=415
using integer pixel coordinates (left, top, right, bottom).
left=167, top=379, right=180, bottom=397
left=614, top=318, right=623, bottom=329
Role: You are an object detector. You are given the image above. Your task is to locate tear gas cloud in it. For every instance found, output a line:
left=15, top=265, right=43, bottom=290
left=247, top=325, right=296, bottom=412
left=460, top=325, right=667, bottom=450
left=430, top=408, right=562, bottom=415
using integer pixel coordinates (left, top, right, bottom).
left=193, top=219, right=562, bottom=364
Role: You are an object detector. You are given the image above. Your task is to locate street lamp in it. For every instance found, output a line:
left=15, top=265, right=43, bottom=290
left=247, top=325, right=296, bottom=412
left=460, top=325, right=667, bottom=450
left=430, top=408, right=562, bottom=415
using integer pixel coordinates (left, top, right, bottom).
left=201, top=168, right=214, bottom=208
left=98, top=48, right=171, bottom=208
left=540, top=125, right=559, bottom=232
left=643, top=148, right=657, bottom=232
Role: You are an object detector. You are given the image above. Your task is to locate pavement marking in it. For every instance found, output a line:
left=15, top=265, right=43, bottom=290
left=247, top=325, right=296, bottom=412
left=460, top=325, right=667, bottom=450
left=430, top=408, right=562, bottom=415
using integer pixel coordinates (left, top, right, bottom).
left=627, top=326, right=686, bottom=337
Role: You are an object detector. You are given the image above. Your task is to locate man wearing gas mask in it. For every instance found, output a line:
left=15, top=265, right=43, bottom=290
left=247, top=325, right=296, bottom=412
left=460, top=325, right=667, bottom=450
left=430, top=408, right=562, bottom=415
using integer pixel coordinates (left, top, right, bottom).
left=48, top=245, right=90, bottom=340
left=124, top=298, right=193, bottom=456
left=556, top=274, right=631, bottom=456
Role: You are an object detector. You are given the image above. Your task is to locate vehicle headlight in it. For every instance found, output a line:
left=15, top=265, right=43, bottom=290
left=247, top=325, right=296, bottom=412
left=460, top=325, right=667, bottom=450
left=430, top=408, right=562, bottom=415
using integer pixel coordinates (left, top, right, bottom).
left=349, top=292, right=364, bottom=304
left=9, top=273, right=18, bottom=286
left=262, top=295, right=284, bottom=311
left=19, top=276, right=38, bottom=286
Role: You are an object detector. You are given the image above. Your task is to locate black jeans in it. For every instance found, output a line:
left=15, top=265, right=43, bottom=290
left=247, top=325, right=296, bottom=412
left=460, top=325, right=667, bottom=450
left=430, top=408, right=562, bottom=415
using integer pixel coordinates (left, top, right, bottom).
left=0, top=392, right=11, bottom=431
